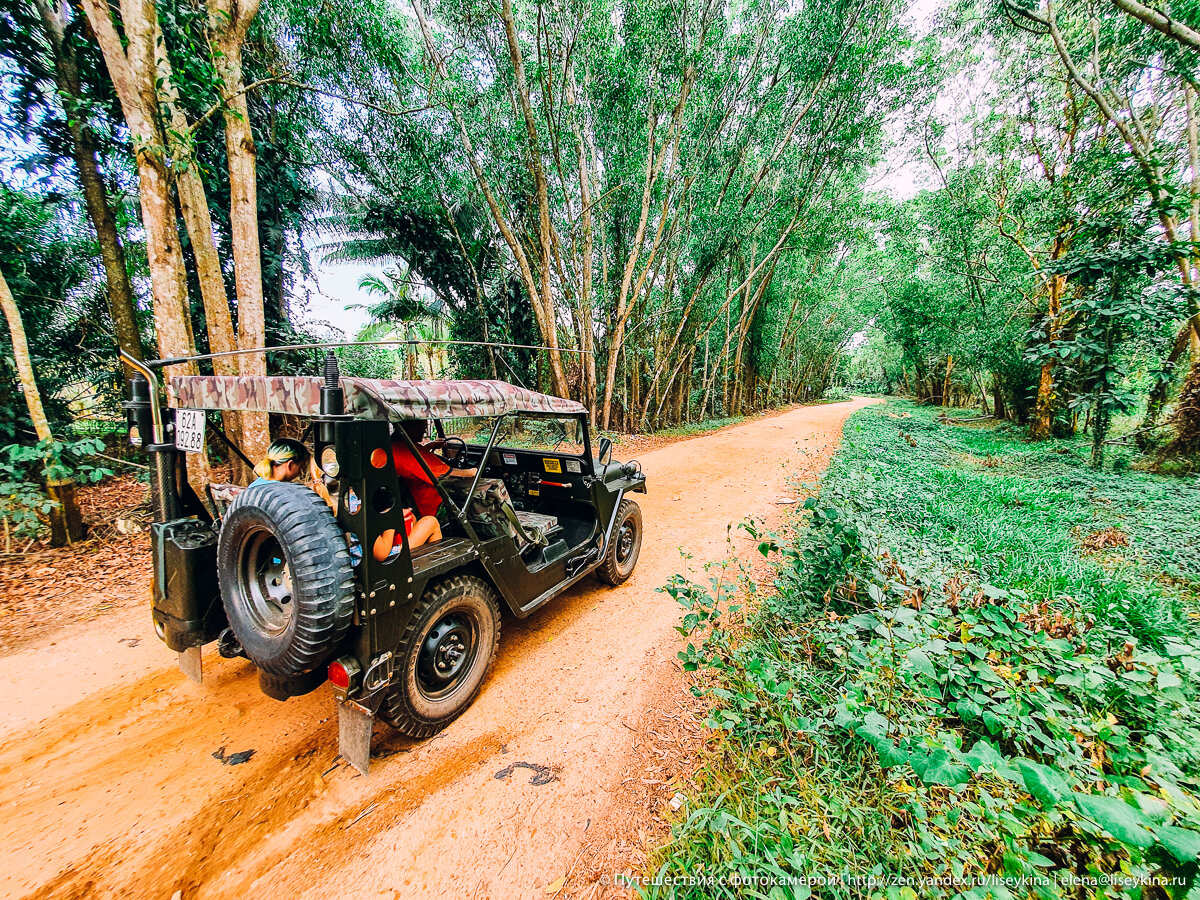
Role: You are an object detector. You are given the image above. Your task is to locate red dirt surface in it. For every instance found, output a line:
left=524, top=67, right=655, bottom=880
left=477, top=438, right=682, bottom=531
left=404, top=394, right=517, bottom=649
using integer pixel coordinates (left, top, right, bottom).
left=0, top=398, right=876, bottom=899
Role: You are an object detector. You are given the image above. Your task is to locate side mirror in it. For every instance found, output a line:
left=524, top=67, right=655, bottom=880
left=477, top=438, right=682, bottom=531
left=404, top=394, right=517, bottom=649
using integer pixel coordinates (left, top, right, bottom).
left=597, top=436, right=613, bottom=467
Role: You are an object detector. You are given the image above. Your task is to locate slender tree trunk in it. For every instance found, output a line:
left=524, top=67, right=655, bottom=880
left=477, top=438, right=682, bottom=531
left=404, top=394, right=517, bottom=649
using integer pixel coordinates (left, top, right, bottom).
left=1031, top=268, right=1065, bottom=440
left=942, top=355, right=955, bottom=408
left=600, top=70, right=694, bottom=428
left=0, top=271, right=52, bottom=445
left=975, top=372, right=990, bottom=415
left=209, top=0, right=269, bottom=466
left=1140, top=323, right=1190, bottom=444
left=155, top=49, right=248, bottom=477
left=498, top=0, right=569, bottom=397
left=82, top=0, right=217, bottom=512
left=992, top=373, right=1007, bottom=421
left=32, top=0, right=143, bottom=363
left=0, top=268, right=85, bottom=545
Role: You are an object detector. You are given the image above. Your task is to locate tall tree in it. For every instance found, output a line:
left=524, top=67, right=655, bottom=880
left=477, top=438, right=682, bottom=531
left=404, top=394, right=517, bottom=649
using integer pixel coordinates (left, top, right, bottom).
left=4, top=0, right=145, bottom=363
left=81, top=0, right=197, bottom=373
left=208, top=0, right=269, bottom=462
left=0, top=266, right=85, bottom=545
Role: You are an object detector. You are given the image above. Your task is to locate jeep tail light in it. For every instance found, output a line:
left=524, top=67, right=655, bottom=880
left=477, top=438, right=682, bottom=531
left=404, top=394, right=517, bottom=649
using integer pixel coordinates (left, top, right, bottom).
left=328, top=656, right=360, bottom=692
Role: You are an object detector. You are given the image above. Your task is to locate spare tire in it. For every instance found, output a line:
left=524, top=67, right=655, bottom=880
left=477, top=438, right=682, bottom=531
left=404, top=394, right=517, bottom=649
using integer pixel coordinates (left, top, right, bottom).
left=217, top=481, right=355, bottom=676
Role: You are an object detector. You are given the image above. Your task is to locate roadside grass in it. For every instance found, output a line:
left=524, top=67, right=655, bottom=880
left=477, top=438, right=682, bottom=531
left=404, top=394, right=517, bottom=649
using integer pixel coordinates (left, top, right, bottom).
left=647, top=401, right=1200, bottom=899
left=831, top=408, right=1200, bottom=646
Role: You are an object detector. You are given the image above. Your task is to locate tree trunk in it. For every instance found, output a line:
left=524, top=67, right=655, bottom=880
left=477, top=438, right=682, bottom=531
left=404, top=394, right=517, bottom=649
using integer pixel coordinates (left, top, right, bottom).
left=1090, top=400, right=1110, bottom=469
left=0, top=270, right=52, bottom=444
left=942, top=355, right=955, bottom=408
left=498, top=0, right=569, bottom=399
left=155, top=49, right=248, bottom=477
left=82, top=0, right=217, bottom=513
left=209, top=0, right=269, bottom=467
left=990, top=373, right=1006, bottom=420
left=81, top=0, right=194, bottom=375
left=975, top=372, right=990, bottom=415
left=1165, top=359, right=1200, bottom=457
left=32, top=0, right=144, bottom=364
left=0, top=268, right=85, bottom=545
left=1031, top=272, right=1065, bottom=439
left=1139, top=323, right=1190, bottom=445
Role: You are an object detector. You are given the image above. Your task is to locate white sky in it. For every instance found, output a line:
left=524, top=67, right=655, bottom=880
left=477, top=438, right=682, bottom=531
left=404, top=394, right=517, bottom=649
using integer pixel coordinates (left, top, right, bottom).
left=300, top=260, right=374, bottom=336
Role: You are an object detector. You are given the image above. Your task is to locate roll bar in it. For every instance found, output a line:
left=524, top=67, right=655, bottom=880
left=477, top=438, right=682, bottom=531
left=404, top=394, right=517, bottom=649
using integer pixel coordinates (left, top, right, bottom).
left=120, top=351, right=165, bottom=444
left=146, top=339, right=591, bottom=369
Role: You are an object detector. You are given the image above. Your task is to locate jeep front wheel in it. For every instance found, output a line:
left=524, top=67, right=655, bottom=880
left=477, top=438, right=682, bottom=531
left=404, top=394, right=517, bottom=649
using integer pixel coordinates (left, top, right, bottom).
left=597, top=499, right=642, bottom=585
left=381, top=574, right=501, bottom=738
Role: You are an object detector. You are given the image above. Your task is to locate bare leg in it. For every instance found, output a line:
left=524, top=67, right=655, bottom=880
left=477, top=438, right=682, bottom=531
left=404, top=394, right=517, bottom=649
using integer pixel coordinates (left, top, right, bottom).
left=372, top=528, right=397, bottom=562
left=408, top=516, right=441, bottom=549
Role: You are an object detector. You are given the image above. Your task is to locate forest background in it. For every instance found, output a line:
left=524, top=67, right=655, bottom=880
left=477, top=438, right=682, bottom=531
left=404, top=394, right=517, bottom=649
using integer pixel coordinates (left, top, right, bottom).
left=2, top=0, right=1200, bottom=544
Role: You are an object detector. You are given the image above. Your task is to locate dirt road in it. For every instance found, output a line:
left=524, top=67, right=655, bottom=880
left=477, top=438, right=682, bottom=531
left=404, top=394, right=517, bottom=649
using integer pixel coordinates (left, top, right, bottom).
left=0, top=398, right=875, bottom=899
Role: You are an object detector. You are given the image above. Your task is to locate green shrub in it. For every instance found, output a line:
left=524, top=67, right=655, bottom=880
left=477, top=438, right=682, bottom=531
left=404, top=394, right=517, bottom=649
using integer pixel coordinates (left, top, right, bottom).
left=0, top=437, right=112, bottom=542
left=652, top=403, right=1200, bottom=899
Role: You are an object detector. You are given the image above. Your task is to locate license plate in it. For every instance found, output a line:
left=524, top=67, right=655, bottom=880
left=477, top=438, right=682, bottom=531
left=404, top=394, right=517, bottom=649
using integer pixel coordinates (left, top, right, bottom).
left=175, top=409, right=206, bottom=453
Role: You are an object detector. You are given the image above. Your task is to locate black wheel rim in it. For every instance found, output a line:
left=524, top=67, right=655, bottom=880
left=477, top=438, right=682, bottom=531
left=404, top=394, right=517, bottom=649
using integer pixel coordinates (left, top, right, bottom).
left=416, top=607, right=479, bottom=700
left=616, top=517, right=637, bottom=566
left=240, top=529, right=295, bottom=635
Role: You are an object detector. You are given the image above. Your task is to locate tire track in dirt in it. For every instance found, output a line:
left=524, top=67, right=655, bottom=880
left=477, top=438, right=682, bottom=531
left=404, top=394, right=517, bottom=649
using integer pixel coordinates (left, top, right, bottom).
left=0, top=398, right=877, bottom=899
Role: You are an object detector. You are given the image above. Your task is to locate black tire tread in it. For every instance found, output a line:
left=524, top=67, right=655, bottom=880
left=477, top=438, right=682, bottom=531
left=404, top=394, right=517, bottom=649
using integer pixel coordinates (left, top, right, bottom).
left=596, top=498, right=642, bottom=586
left=381, top=573, right=501, bottom=738
left=218, top=481, right=355, bottom=676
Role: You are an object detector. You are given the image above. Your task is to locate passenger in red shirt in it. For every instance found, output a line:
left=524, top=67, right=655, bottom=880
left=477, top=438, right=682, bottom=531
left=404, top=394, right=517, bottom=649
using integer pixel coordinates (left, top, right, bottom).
left=391, top=419, right=477, bottom=518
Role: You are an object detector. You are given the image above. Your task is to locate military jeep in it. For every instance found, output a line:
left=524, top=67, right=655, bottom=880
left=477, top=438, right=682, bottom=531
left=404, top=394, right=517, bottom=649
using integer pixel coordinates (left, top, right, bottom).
left=122, top=349, right=646, bottom=773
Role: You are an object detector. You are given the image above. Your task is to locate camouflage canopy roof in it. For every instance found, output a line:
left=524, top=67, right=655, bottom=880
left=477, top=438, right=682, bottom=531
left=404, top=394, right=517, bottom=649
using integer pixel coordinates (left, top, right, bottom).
left=168, top=375, right=588, bottom=419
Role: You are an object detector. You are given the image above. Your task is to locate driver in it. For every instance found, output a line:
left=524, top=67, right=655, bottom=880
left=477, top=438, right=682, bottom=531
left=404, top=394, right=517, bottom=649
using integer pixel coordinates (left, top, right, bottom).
left=392, top=419, right=476, bottom=519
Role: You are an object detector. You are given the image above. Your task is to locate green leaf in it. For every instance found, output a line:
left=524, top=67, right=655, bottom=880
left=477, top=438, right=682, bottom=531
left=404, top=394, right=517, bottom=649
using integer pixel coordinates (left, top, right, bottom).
left=1073, top=794, right=1156, bottom=848
left=848, top=613, right=879, bottom=630
left=864, top=709, right=889, bottom=734
left=858, top=727, right=909, bottom=768
left=954, top=697, right=982, bottom=720
left=1156, top=669, right=1183, bottom=690
left=1154, top=825, right=1200, bottom=862
left=911, top=749, right=971, bottom=787
left=962, top=740, right=1004, bottom=772
left=1015, top=759, right=1072, bottom=808
left=906, top=648, right=937, bottom=680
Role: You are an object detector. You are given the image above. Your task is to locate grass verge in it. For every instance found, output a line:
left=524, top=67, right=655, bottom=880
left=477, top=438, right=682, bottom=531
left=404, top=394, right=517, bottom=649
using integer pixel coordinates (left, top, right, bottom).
left=648, top=400, right=1200, bottom=899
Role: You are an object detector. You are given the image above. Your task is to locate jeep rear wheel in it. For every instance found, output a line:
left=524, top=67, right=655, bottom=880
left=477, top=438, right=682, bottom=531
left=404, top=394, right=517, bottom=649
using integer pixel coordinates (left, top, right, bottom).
left=217, top=481, right=354, bottom=677
left=381, top=574, right=501, bottom=738
left=597, top=499, right=642, bottom=586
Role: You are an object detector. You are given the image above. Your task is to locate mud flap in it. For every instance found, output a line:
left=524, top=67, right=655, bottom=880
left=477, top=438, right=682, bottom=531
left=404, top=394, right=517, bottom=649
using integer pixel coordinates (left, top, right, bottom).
left=338, top=699, right=374, bottom=775
left=178, top=646, right=203, bottom=683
